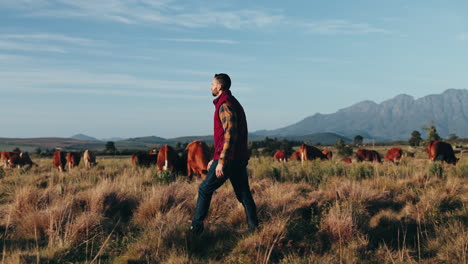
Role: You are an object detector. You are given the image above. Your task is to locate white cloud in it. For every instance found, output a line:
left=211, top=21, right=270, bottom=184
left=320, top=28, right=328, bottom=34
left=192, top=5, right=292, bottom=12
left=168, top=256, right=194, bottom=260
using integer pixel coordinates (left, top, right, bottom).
left=21, top=87, right=206, bottom=99
left=0, top=33, right=101, bottom=54
left=3, top=0, right=284, bottom=29
left=0, top=69, right=210, bottom=99
left=160, top=38, right=238, bottom=44
left=1, top=33, right=98, bottom=45
left=456, top=32, right=468, bottom=41
left=0, top=53, right=33, bottom=61
left=3, top=1, right=392, bottom=35
left=296, top=57, right=352, bottom=64
left=302, top=19, right=390, bottom=35
left=0, top=40, right=66, bottom=53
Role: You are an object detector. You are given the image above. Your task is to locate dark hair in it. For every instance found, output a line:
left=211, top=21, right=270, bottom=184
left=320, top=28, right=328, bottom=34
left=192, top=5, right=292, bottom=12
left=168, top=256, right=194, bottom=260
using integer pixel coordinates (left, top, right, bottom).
left=214, top=73, right=231, bottom=90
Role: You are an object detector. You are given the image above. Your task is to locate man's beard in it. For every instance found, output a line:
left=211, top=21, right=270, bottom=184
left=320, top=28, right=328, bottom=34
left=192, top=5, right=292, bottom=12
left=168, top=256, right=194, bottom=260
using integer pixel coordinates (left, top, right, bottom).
left=212, top=92, right=217, bottom=97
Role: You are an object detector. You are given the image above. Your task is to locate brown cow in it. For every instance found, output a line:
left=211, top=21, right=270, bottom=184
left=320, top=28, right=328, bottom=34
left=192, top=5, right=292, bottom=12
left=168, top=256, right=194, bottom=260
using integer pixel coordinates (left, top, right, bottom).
left=185, top=140, right=210, bottom=179
left=66, top=152, right=81, bottom=170
left=289, top=151, right=301, bottom=161
left=298, top=144, right=328, bottom=162
left=356, top=149, right=381, bottom=163
left=149, top=149, right=158, bottom=155
left=157, top=145, right=178, bottom=171
left=53, top=151, right=67, bottom=172
left=132, top=153, right=157, bottom=167
left=83, top=150, right=97, bottom=168
left=322, top=150, right=333, bottom=160
left=8, top=152, right=36, bottom=168
left=1, top=151, right=17, bottom=168
left=426, top=141, right=458, bottom=165
left=273, top=150, right=287, bottom=162
left=342, top=157, right=352, bottom=164
left=385, top=147, right=403, bottom=163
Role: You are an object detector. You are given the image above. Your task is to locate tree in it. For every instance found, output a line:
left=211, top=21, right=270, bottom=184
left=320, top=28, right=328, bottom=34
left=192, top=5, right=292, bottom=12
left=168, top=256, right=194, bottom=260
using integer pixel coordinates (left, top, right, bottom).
left=335, top=138, right=353, bottom=157
left=12, top=147, right=21, bottom=153
left=409, top=130, right=423, bottom=146
left=105, top=141, right=117, bottom=153
left=353, top=135, right=363, bottom=145
left=423, top=125, right=441, bottom=142
left=448, top=133, right=458, bottom=140
left=336, top=138, right=345, bottom=149
left=35, top=147, right=42, bottom=155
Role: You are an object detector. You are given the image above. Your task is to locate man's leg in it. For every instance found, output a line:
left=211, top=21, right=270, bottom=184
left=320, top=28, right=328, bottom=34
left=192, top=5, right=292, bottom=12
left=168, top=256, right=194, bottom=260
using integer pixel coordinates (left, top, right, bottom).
left=191, top=160, right=227, bottom=234
left=227, top=161, right=259, bottom=232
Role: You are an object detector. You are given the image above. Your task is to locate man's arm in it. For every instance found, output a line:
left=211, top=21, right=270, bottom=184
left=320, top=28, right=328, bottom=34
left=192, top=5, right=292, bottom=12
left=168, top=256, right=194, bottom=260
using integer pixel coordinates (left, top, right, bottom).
left=215, top=103, right=237, bottom=177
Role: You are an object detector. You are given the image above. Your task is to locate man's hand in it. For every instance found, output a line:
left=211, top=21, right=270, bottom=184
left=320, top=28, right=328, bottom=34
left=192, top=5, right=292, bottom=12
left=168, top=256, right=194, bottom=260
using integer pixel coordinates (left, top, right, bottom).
left=215, top=163, right=224, bottom=178
left=207, top=160, right=214, bottom=170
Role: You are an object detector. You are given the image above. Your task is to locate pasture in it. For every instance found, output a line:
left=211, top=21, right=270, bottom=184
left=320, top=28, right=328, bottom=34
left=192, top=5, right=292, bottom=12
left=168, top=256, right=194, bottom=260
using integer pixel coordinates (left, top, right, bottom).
left=0, top=147, right=466, bottom=263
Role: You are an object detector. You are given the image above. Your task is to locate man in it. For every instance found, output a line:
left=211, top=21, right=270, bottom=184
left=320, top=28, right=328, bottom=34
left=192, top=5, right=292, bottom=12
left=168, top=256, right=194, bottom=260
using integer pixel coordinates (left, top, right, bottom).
left=190, top=73, right=259, bottom=235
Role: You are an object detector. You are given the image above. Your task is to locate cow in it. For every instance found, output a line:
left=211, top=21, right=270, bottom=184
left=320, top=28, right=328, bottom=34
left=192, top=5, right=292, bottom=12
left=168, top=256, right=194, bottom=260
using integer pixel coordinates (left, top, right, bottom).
left=289, top=151, right=301, bottom=161
left=149, top=149, right=158, bottom=155
left=298, top=144, right=328, bottom=162
left=385, top=147, right=403, bottom=163
left=1, top=152, right=17, bottom=168
left=322, top=150, right=333, bottom=160
left=66, top=152, right=81, bottom=170
left=273, top=150, right=287, bottom=162
left=426, top=141, right=458, bottom=165
left=185, top=140, right=210, bottom=179
left=4, top=152, right=36, bottom=168
left=342, top=157, right=352, bottom=164
left=356, top=149, right=381, bottom=163
left=131, top=153, right=157, bottom=167
left=157, top=145, right=178, bottom=172
left=83, top=150, right=97, bottom=168
left=53, top=151, right=67, bottom=172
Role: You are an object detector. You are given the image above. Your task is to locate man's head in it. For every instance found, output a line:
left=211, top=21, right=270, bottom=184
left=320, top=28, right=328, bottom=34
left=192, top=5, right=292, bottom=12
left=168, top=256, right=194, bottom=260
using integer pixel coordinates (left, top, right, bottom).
left=211, top=73, right=231, bottom=97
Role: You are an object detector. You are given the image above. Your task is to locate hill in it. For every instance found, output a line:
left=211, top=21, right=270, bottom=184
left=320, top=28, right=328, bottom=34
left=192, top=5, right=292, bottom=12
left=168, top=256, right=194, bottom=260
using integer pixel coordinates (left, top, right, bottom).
left=0, top=137, right=104, bottom=152
left=70, top=134, right=101, bottom=141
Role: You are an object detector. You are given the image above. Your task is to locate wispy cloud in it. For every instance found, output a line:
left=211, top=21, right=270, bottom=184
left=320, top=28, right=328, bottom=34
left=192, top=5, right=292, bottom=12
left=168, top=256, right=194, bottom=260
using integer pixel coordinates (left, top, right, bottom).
left=0, top=69, right=209, bottom=99
left=0, top=53, right=35, bottom=61
left=0, top=33, right=100, bottom=54
left=3, top=0, right=284, bottom=29
left=0, top=40, right=66, bottom=53
left=456, top=32, right=468, bottom=41
left=0, top=33, right=98, bottom=45
left=160, top=38, right=238, bottom=44
left=21, top=87, right=207, bottom=100
left=302, top=19, right=390, bottom=35
left=296, top=57, right=352, bottom=65
left=3, top=1, right=393, bottom=35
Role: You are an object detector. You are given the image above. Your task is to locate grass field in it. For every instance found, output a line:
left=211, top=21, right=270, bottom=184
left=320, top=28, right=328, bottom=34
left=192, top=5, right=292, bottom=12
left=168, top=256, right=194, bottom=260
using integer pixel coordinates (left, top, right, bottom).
left=0, top=148, right=466, bottom=263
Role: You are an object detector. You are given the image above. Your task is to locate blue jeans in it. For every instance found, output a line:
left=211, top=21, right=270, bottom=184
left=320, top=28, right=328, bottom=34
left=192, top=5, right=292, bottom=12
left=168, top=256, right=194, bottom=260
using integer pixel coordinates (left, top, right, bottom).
left=191, top=159, right=258, bottom=231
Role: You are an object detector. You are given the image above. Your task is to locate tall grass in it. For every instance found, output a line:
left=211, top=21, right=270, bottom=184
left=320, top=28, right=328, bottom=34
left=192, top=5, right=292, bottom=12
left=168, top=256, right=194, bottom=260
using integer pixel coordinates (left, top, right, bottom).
left=0, top=153, right=465, bottom=263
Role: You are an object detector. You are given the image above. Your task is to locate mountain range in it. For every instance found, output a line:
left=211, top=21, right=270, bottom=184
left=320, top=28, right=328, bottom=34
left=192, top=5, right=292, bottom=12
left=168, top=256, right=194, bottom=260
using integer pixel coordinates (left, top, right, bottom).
left=254, top=89, right=468, bottom=141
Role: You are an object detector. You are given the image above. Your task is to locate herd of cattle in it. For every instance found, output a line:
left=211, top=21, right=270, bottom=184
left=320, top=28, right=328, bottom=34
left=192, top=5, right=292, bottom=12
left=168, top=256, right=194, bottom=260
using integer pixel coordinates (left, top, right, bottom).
left=0, top=140, right=211, bottom=180
left=273, top=140, right=459, bottom=165
left=0, top=140, right=461, bottom=178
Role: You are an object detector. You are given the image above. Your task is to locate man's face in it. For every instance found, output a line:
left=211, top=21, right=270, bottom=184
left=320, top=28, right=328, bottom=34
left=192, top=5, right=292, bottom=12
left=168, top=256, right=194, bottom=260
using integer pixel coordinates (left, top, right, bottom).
left=211, top=78, right=222, bottom=97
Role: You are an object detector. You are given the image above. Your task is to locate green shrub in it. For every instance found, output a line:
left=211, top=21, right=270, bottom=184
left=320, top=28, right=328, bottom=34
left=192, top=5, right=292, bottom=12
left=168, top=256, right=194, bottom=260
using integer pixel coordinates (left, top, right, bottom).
left=428, top=162, right=444, bottom=178
left=452, top=163, right=468, bottom=178
left=349, top=163, right=374, bottom=180
left=153, top=170, right=176, bottom=184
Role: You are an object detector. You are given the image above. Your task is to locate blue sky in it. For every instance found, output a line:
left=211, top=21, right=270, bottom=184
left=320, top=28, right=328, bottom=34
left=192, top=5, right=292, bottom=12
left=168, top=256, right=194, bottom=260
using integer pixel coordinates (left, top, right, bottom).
left=1, top=0, right=467, bottom=139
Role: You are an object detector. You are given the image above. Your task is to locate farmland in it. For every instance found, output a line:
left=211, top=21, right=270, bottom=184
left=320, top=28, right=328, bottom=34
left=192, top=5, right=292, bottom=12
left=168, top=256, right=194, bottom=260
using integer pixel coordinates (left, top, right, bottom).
left=0, top=146, right=466, bottom=263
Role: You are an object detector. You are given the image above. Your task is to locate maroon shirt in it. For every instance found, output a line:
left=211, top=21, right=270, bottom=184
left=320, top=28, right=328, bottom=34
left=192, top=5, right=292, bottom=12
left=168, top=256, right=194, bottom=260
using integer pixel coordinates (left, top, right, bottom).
left=213, top=90, right=249, bottom=162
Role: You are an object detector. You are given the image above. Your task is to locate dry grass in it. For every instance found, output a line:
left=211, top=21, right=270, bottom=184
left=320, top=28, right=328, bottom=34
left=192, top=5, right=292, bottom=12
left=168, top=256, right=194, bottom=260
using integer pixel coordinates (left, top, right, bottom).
left=0, top=151, right=465, bottom=263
